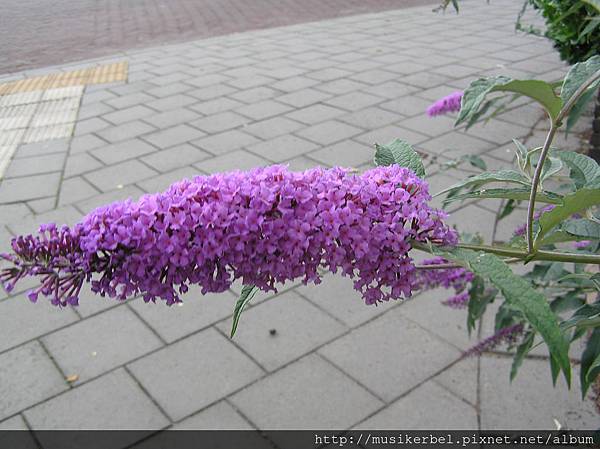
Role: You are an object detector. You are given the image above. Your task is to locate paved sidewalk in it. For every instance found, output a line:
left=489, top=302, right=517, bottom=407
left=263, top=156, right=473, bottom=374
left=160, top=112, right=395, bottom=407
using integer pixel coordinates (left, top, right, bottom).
left=0, top=0, right=597, bottom=437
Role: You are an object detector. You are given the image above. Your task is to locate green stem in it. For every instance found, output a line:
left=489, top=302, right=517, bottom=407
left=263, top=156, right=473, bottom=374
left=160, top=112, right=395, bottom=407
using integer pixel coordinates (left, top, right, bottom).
left=412, top=241, right=600, bottom=265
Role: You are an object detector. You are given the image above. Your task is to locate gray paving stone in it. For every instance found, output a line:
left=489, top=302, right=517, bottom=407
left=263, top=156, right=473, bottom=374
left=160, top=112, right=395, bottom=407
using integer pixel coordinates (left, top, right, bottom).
left=24, top=369, right=169, bottom=434
left=194, top=150, right=268, bottom=174
left=350, top=69, right=399, bottom=85
left=189, top=84, right=238, bottom=101
left=77, top=102, right=115, bottom=121
left=464, top=119, right=531, bottom=146
left=190, top=112, right=249, bottom=134
left=0, top=294, right=79, bottom=353
left=0, top=172, right=61, bottom=203
left=189, top=97, right=244, bottom=115
left=146, top=94, right=197, bottom=112
left=216, top=291, right=346, bottom=371
left=0, top=341, right=68, bottom=421
left=186, top=73, right=231, bottom=89
left=307, top=67, right=352, bottom=81
left=142, top=125, right=206, bottom=150
left=285, top=104, right=345, bottom=125
left=58, top=177, right=100, bottom=205
left=296, top=120, right=362, bottom=146
left=231, top=354, right=382, bottom=430
left=14, top=138, right=69, bottom=158
left=362, top=81, right=420, bottom=99
left=142, top=108, right=201, bottom=129
left=75, top=185, right=146, bottom=213
left=63, top=153, right=104, bottom=178
left=0, top=414, right=29, bottom=430
left=325, top=92, right=382, bottom=111
left=379, top=95, right=433, bottom=117
left=355, top=124, right=429, bottom=147
left=73, top=117, right=112, bottom=136
left=69, top=284, right=124, bottom=318
left=128, top=328, right=263, bottom=421
left=0, top=203, right=30, bottom=225
left=235, top=100, right=292, bottom=121
left=316, top=79, right=368, bottom=95
left=356, top=381, right=477, bottom=430
left=480, top=356, right=597, bottom=429
left=129, top=287, right=236, bottom=343
left=192, top=130, right=260, bottom=156
left=102, top=105, right=155, bottom=125
left=307, top=139, right=373, bottom=167
left=284, top=156, right=322, bottom=172
left=141, top=144, right=210, bottom=172
left=105, top=92, right=156, bottom=110
left=271, top=76, right=320, bottom=93
left=229, top=86, right=280, bottom=104
left=276, top=88, right=332, bottom=108
left=398, top=289, right=476, bottom=350
left=432, top=357, right=478, bottom=407
left=6, top=205, right=83, bottom=236
left=338, top=107, right=403, bottom=129
left=137, top=166, right=198, bottom=193
left=43, top=307, right=163, bottom=383
left=247, top=134, right=318, bottom=163
left=228, top=75, right=275, bottom=90
left=320, top=307, right=460, bottom=401
left=95, top=120, right=156, bottom=143
left=243, top=116, right=304, bottom=140
left=91, top=138, right=158, bottom=165
left=4, top=153, right=65, bottom=178
left=84, top=160, right=158, bottom=192
left=69, top=134, right=106, bottom=154
left=173, top=401, right=253, bottom=430
left=146, top=82, right=193, bottom=98
left=398, top=114, right=457, bottom=138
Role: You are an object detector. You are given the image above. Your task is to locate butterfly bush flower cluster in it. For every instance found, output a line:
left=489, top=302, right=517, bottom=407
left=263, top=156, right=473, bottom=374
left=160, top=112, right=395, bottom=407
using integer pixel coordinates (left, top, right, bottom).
left=426, top=91, right=463, bottom=117
left=414, top=256, right=474, bottom=308
left=1, top=165, right=464, bottom=308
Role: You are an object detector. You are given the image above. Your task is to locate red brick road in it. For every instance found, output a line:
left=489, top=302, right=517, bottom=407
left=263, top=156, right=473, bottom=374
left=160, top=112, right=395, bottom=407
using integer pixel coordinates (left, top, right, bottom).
left=0, top=0, right=437, bottom=75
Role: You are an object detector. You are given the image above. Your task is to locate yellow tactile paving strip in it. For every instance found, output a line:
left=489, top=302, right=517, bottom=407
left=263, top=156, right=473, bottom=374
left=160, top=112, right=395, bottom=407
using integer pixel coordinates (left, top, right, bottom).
left=0, top=61, right=128, bottom=95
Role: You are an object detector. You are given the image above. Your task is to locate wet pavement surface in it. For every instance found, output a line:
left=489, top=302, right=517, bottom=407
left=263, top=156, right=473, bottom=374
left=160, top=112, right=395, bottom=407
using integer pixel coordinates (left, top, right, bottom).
left=0, top=0, right=436, bottom=75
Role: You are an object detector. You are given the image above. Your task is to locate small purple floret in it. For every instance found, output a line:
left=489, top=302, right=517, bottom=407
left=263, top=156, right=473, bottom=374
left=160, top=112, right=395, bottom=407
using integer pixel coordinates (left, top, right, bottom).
left=426, top=91, right=463, bottom=117
left=1, top=165, right=459, bottom=307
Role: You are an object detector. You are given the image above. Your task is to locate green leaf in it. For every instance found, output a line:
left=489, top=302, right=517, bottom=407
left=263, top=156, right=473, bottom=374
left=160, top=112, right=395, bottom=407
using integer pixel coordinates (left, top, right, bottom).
left=436, top=247, right=571, bottom=385
left=466, top=277, right=497, bottom=335
left=566, top=84, right=599, bottom=134
left=230, top=284, right=259, bottom=338
left=582, top=0, right=600, bottom=13
left=535, top=188, right=600, bottom=247
left=441, top=188, right=562, bottom=205
left=563, top=218, right=600, bottom=240
left=581, top=328, right=600, bottom=397
left=540, top=157, right=563, bottom=182
left=374, top=139, right=425, bottom=178
left=456, top=76, right=562, bottom=126
left=556, top=151, right=600, bottom=188
left=436, top=170, right=531, bottom=197
left=498, top=199, right=518, bottom=221
left=561, top=55, right=600, bottom=106
left=511, top=331, right=535, bottom=381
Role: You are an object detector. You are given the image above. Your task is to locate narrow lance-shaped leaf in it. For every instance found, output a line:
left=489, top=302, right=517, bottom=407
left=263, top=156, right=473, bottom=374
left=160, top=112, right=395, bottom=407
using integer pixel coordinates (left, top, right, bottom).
left=535, top=188, right=600, bottom=248
left=442, top=188, right=562, bottom=206
left=374, top=139, right=425, bottom=178
left=581, top=328, right=600, bottom=398
left=434, top=247, right=571, bottom=385
left=561, top=55, right=600, bottom=106
left=511, top=331, right=535, bottom=381
left=435, top=170, right=531, bottom=197
left=230, top=284, right=259, bottom=338
left=556, top=150, right=600, bottom=188
left=456, top=76, right=562, bottom=126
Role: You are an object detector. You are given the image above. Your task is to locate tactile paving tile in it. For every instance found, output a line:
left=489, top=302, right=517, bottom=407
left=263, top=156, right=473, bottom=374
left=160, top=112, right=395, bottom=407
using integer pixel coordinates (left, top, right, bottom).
left=30, top=109, right=78, bottom=127
left=23, top=123, right=74, bottom=143
left=0, top=90, right=44, bottom=107
left=0, top=115, right=32, bottom=131
left=41, top=86, right=85, bottom=101
left=0, top=62, right=128, bottom=95
left=0, top=129, right=25, bottom=146
left=35, top=97, right=81, bottom=115
left=0, top=104, right=37, bottom=119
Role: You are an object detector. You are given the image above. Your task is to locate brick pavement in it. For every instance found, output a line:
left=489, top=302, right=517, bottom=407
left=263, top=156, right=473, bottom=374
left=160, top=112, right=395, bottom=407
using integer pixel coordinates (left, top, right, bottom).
left=0, top=0, right=437, bottom=75
left=0, top=0, right=598, bottom=437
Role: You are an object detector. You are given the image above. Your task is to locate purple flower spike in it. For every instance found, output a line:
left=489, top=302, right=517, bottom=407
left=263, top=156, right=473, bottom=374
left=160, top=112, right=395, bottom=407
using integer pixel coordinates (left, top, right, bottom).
left=442, top=291, right=470, bottom=309
left=1, top=165, right=459, bottom=307
left=426, top=91, right=463, bottom=117
left=465, top=323, right=525, bottom=356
